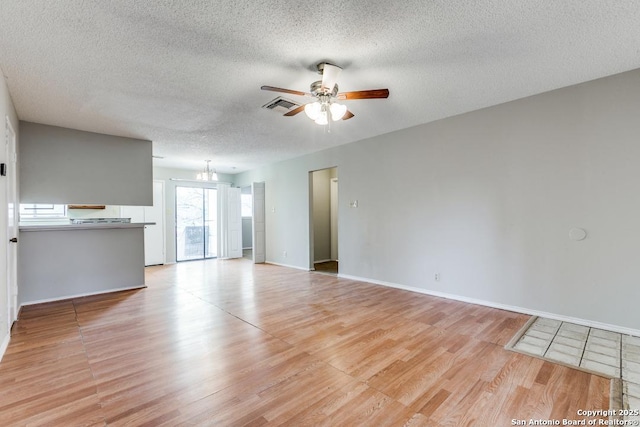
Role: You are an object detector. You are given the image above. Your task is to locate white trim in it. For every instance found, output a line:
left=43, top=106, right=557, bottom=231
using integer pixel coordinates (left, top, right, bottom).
left=169, top=178, right=232, bottom=185
left=19, top=285, right=146, bottom=308
left=313, top=259, right=334, bottom=264
left=338, top=274, right=640, bottom=337
left=266, top=261, right=311, bottom=271
left=0, top=332, right=9, bottom=362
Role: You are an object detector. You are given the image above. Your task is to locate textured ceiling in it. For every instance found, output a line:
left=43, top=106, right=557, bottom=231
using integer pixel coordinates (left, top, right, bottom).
left=1, top=1, right=640, bottom=173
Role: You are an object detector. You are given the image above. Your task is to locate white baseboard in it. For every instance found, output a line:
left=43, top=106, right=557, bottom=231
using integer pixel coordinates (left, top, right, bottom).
left=314, top=259, right=333, bottom=264
left=266, top=261, right=311, bottom=271
left=338, top=273, right=640, bottom=337
left=0, top=332, right=10, bottom=362
left=20, top=285, right=147, bottom=308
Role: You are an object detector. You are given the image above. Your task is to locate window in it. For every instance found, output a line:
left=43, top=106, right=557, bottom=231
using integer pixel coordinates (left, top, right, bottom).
left=241, top=194, right=252, bottom=217
left=19, top=204, right=67, bottom=220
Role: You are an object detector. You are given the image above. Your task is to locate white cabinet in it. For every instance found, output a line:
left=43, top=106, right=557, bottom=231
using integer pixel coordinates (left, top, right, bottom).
left=121, top=180, right=165, bottom=266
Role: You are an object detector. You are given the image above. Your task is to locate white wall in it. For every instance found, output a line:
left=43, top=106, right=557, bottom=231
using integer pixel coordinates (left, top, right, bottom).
left=234, top=69, right=640, bottom=332
left=0, top=67, right=19, bottom=359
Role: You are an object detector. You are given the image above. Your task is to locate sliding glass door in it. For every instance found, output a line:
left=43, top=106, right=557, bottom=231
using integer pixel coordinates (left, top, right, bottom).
left=176, top=186, right=217, bottom=261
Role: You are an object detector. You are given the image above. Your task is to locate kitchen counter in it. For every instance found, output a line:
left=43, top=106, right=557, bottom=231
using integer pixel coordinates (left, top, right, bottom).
left=19, top=222, right=153, bottom=232
left=18, top=223, right=152, bottom=306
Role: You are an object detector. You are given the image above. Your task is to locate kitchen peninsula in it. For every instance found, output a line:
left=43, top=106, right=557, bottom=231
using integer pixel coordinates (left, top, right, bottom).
left=18, top=220, right=151, bottom=305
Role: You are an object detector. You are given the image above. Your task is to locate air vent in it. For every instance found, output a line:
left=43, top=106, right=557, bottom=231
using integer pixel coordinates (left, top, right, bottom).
left=262, top=97, right=300, bottom=113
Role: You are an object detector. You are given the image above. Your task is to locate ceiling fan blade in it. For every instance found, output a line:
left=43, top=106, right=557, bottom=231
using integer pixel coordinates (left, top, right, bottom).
left=342, top=110, right=354, bottom=120
left=337, top=89, right=390, bottom=100
left=321, top=63, right=342, bottom=92
left=283, top=104, right=306, bottom=117
left=261, top=86, right=309, bottom=97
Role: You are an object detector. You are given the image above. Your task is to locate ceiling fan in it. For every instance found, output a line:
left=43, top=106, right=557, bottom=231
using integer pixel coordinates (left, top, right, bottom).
left=261, top=62, right=389, bottom=125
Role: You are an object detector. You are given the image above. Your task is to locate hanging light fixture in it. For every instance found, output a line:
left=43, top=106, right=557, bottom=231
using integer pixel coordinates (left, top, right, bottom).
left=329, top=102, right=347, bottom=121
left=304, top=102, right=321, bottom=120
left=303, top=95, right=346, bottom=124
left=197, top=160, right=218, bottom=181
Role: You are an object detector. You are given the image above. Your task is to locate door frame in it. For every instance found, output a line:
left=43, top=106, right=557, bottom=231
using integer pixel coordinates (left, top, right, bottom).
left=145, top=179, right=166, bottom=266
left=308, top=167, right=338, bottom=271
left=252, top=182, right=266, bottom=263
left=5, top=117, right=18, bottom=326
left=174, top=185, right=218, bottom=262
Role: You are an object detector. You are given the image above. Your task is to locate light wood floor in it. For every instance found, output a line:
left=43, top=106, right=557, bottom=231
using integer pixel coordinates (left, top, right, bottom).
left=0, top=259, right=611, bottom=426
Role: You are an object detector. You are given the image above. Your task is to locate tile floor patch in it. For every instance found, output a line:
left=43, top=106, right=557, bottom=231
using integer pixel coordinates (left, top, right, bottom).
left=580, top=359, right=620, bottom=378
left=585, top=342, right=619, bottom=358
left=505, top=317, right=640, bottom=414
left=582, top=351, right=619, bottom=368
left=553, top=335, right=585, bottom=349
left=546, top=350, right=581, bottom=366
left=591, top=328, right=621, bottom=342
left=549, top=342, right=583, bottom=357
left=623, top=351, right=640, bottom=363
left=626, top=395, right=640, bottom=410
left=530, top=323, right=560, bottom=335
left=623, top=369, right=640, bottom=385
left=514, top=341, right=546, bottom=356
left=561, top=323, right=589, bottom=334
left=588, top=335, right=621, bottom=348
left=624, top=335, right=640, bottom=346
left=557, top=329, right=589, bottom=341
left=526, top=329, right=555, bottom=340
left=626, top=382, right=640, bottom=399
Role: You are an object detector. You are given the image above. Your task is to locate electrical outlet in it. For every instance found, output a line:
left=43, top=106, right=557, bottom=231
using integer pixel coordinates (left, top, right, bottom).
left=283, top=250, right=287, bottom=258
left=435, top=273, right=440, bottom=281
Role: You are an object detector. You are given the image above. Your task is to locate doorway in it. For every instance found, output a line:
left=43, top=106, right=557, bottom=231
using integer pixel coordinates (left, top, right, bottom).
left=175, top=186, right=217, bottom=261
left=241, top=186, right=253, bottom=260
left=309, top=167, right=338, bottom=274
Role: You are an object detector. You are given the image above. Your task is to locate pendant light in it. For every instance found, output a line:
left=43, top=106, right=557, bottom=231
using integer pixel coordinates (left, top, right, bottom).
left=196, top=160, right=218, bottom=181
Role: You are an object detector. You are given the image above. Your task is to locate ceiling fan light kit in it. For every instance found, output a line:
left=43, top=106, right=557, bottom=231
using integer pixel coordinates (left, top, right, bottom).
left=261, top=62, right=389, bottom=125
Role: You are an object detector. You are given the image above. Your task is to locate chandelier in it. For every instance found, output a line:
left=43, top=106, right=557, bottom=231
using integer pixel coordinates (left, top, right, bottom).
left=197, top=160, right=218, bottom=181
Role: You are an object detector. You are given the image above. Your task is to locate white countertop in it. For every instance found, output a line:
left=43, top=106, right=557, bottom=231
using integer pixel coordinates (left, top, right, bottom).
left=19, top=222, right=154, bottom=232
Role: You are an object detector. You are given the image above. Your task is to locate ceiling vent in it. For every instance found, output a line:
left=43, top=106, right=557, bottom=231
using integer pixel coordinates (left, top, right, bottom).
left=262, top=97, right=300, bottom=114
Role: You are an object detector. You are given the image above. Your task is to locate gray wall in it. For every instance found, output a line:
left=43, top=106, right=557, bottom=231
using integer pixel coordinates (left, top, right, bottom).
left=18, top=227, right=145, bottom=305
left=233, top=69, right=640, bottom=332
left=20, top=122, right=152, bottom=205
left=242, top=218, right=252, bottom=249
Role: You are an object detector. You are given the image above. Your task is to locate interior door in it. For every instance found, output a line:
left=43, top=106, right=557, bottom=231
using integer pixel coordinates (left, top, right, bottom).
left=227, top=187, right=242, bottom=258
left=252, top=182, right=266, bottom=263
left=6, top=118, right=18, bottom=325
